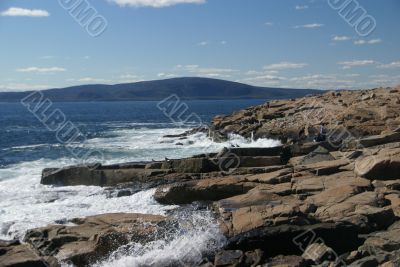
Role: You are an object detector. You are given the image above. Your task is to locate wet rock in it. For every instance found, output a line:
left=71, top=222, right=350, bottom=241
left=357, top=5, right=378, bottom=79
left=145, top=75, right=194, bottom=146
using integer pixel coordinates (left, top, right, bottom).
left=243, top=249, right=264, bottom=266
left=161, top=158, right=219, bottom=173
left=116, top=189, right=132, bottom=197
left=265, top=255, right=307, bottom=267
left=23, top=213, right=169, bottom=266
left=41, top=164, right=168, bottom=187
left=145, top=162, right=163, bottom=169
left=0, top=240, right=57, bottom=267
left=214, top=250, right=243, bottom=266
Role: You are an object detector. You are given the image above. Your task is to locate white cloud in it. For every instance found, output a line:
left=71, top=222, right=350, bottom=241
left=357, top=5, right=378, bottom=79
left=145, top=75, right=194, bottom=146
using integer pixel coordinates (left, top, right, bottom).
left=288, top=74, right=357, bottom=89
left=332, top=35, right=351, bottom=41
left=368, top=39, right=382, bottom=44
left=175, top=64, right=237, bottom=78
left=377, top=61, right=400, bottom=69
left=265, top=22, right=273, bottom=26
left=158, top=73, right=177, bottom=78
left=109, top=0, right=206, bottom=8
left=16, top=67, right=66, bottom=73
left=67, top=77, right=111, bottom=83
left=264, top=62, right=308, bottom=70
left=354, top=38, right=382, bottom=45
left=295, top=5, right=309, bottom=10
left=197, top=41, right=209, bottom=46
left=0, top=83, right=50, bottom=92
left=220, top=41, right=227, bottom=45
left=119, top=74, right=139, bottom=79
left=117, top=74, right=143, bottom=83
left=294, top=23, right=324, bottom=29
left=354, top=40, right=366, bottom=45
left=1, top=7, right=49, bottom=17
left=337, top=60, right=375, bottom=69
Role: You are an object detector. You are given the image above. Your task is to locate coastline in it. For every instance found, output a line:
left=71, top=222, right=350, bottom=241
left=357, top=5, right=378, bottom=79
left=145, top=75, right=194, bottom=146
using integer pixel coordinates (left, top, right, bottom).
left=2, top=86, right=400, bottom=267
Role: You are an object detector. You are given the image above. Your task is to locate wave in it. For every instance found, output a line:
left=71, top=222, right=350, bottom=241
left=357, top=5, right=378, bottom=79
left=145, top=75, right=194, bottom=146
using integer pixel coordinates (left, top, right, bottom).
left=0, top=158, right=176, bottom=240
left=0, top=124, right=279, bottom=265
left=92, top=209, right=226, bottom=267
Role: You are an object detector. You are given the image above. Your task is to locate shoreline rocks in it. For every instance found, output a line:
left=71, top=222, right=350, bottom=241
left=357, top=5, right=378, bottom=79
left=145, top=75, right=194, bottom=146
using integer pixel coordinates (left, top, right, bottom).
left=3, top=86, right=400, bottom=267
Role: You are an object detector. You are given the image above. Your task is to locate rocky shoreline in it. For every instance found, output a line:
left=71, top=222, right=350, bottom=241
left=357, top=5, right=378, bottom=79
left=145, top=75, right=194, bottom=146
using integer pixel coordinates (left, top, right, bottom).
left=2, top=87, right=400, bottom=267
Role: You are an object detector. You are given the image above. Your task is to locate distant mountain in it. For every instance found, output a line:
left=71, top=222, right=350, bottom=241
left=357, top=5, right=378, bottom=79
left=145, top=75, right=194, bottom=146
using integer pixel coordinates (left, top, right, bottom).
left=0, top=77, right=322, bottom=102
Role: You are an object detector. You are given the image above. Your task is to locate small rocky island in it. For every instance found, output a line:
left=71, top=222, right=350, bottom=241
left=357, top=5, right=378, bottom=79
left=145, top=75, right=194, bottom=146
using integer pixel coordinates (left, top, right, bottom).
left=2, top=87, right=400, bottom=267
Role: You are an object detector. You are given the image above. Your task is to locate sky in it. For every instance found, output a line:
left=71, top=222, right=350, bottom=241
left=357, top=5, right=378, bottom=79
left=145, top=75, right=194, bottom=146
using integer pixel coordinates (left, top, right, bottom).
left=0, top=0, right=399, bottom=92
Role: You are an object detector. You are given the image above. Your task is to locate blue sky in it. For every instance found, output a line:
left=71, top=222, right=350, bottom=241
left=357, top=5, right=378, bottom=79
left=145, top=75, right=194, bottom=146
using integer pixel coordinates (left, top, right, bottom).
left=0, top=0, right=399, bottom=92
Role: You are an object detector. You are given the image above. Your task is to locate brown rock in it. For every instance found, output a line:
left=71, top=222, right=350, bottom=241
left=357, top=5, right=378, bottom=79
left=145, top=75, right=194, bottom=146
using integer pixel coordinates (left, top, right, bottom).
left=295, top=159, right=350, bottom=176
left=0, top=240, right=57, bottom=267
left=154, top=176, right=256, bottom=205
left=24, top=213, right=169, bottom=266
left=246, top=168, right=293, bottom=184
left=355, top=148, right=400, bottom=180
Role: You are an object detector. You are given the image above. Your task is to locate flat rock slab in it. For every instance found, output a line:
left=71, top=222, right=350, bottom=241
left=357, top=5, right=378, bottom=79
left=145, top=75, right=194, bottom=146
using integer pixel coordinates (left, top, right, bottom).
left=154, top=176, right=257, bottom=205
left=41, top=165, right=169, bottom=187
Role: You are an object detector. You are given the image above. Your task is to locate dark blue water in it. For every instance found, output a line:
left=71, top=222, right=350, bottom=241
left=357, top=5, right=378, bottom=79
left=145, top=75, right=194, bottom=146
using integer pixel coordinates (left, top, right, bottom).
left=0, top=100, right=267, bottom=167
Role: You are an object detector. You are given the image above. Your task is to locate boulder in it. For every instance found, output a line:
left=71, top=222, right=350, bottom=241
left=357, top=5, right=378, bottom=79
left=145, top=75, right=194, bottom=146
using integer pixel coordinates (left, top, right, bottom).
left=23, top=213, right=169, bottom=266
left=355, top=148, right=400, bottom=180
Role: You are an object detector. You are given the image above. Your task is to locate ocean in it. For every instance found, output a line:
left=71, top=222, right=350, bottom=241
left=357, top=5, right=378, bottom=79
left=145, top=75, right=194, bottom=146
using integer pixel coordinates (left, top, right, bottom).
left=0, top=99, right=280, bottom=266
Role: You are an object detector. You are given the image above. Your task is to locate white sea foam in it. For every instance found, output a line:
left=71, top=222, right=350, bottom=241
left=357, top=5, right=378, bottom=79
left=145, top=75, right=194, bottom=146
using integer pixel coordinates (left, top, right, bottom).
left=0, top=158, right=176, bottom=240
left=92, top=210, right=226, bottom=267
left=0, top=125, right=279, bottom=265
left=78, top=127, right=281, bottom=163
